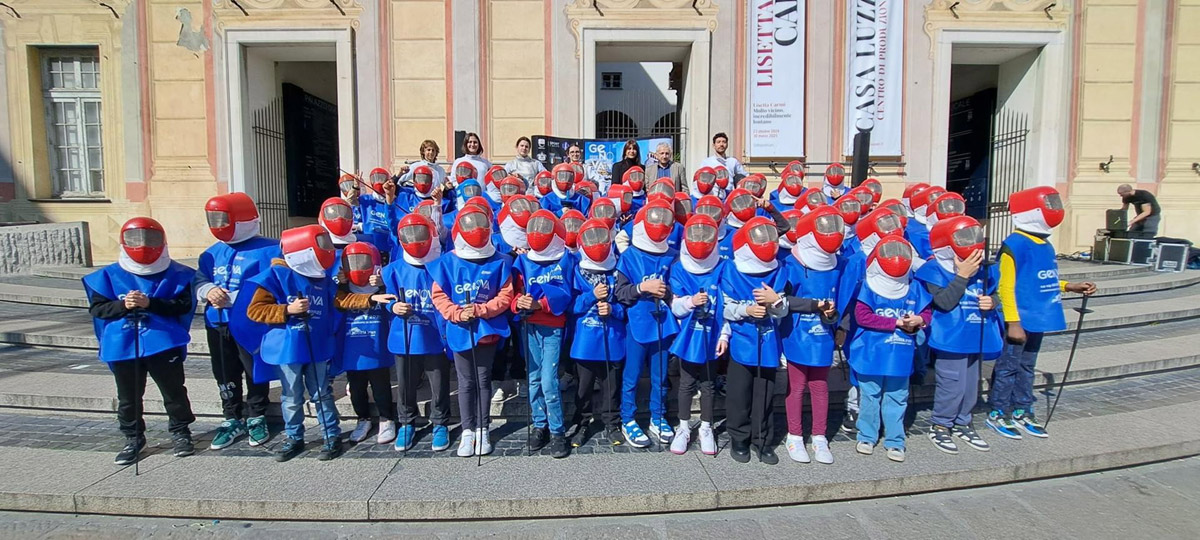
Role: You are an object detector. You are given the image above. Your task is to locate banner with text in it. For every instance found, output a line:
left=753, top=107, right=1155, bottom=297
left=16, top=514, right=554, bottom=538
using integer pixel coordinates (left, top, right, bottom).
left=748, top=1, right=806, bottom=158
left=844, top=0, right=903, bottom=156
left=531, top=135, right=670, bottom=181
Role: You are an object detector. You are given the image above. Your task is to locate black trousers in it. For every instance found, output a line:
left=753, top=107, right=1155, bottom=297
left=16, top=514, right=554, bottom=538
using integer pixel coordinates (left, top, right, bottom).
left=396, top=353, right=452, bottom=426
left=111, top=347, right=195, bottom=438
left=725, top=360, right=777, bottom=449
left=454, top=344, right=497, bottom=430
left=678, top=360, right=716, bottom=424
left=205, top=325, right=270, bottom=420
left=346, top=366, right=397, bottom=423
left=572, top=359, right=623, bottom=429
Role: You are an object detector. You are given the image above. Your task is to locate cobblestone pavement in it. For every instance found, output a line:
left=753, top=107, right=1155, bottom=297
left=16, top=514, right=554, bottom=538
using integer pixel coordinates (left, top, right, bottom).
left=1, top=455, right=1199, bottom=538
left=0, top=363, right=1194, bottom=461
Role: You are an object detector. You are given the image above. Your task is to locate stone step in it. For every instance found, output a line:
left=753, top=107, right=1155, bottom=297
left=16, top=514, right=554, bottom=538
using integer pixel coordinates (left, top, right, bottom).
left=0, top=370, right=1197, bottom=521
left=2, top=316, right=1196, bottom=420
left=1056, top=259, right=1156, bottom=281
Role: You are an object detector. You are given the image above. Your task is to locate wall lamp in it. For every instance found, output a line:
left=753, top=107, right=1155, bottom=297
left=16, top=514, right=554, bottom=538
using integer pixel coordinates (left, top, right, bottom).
left=1099, top=155, right=1113, bottom=173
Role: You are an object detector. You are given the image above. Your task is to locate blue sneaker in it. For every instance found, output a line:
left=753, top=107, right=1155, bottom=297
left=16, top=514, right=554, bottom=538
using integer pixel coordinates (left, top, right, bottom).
left=622, top=420, right=651, bottom=448
left=1012, top=409, right=1048, bottom=438
left=393, top=424, right=415, bottom=452
left=431, top=425, right=451, bottom=452
left=985, top=410, right=1022, bottom=440
left=647, top=417, right=675, bottom=444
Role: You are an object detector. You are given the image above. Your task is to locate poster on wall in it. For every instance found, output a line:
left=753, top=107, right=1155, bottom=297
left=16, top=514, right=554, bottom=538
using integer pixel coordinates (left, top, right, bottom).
left=748, top=0, right=806, bottom=158
left=531, top=135, right=670, bottom=182
left=844, top=0, right=903, bottom=156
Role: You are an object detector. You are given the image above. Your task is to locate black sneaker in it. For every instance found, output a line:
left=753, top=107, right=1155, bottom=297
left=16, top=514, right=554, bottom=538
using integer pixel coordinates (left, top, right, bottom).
left=840, top=410, right=858, bottom=435
left=172, top=433, right=195, bottom=458
left=928, top=425, right=959, bottom=455
left=114, top=436, right=146, bottom=466
left=528, top=426, right=550, bottom=453
left=755, top=445, right=779, bottom=465
left=570, top=421, right=591, bottom=448
left=604, top=425, right=623, bottom=446
left=730, top=441, right=751, bottom=463
left=550, top=436, right=570, bottom=459
left=317, top=439, right=343, bottom=461
left=274, top=437, right=305, bottom=462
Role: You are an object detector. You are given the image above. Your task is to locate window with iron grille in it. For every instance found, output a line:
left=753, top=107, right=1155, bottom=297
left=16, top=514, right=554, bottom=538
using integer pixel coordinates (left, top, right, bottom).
left=601, top=72, right=622, bottom=90
left=41, top=49, right=104, bottom=198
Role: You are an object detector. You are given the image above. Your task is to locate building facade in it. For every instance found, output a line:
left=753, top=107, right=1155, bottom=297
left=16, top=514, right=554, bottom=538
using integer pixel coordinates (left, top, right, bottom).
left=0, top=0, right=1196, bottom=260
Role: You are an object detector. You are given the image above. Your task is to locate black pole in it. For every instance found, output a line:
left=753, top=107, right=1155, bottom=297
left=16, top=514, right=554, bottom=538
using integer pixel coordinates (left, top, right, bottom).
left=296, top=293, right=331, bottom=449
left=129, top=309, right=145, bottom=476
left=755, top=321, right=767, bottom=458
left=654, top=297, right=668, bottom=447
left=1045, top=295, right=1093, bottom=427
left=522, top=315, right=533, bottom=456
left=398, top=288, right=410, bottom=456
left=464, top=290, right=484, bottom=466
left=601, top=277, right=612, bottom=447
left=851, top=129, right=872, bottom=188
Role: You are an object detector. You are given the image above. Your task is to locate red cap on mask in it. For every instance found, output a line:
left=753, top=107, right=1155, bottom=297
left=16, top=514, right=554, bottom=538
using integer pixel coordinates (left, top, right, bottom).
left=338, top=173, right=358, bottom=196
left=824, top=164, right=846, bottom=186
left=780, top=169, right=806, bottom=196
left=648, top=178, right=675, bottom=199
left=608, top=184, right=633, bottom=214
left=927, top=191, right=967, bottom=223
left=452, top=206, right=492, bottom=249
left=589, top=197, right=618, bottom=229
left=740, top=173, right=768, bottom=198
left=797, top=188, right=827, bottom=214
left=397, top=213, right=436, bottom=259
left=911, top=186, right=947, bottom=217
left=369, top=168, right=391, bottom=188
left=833, top=194, right=863, bottom=226
left=120, top=217, right=167, bottom=265
left=575, top=180, right=599, bottom=200
left=534, top=170, right=554, bottom=197
left=672, top=192, right=693, bottom=225
left=552, top=163, right=577, bottom=194
left=733, top=216, right=780, bottom=263
left=319, top=197, right=354, bottom=237
left=623, top=166, right=646, bottom=193
left=695, top=195, right=725, bottom=223
left=790, top=206, right=846, bottom=254
left=465, top=196, right=494, bottom=223
left=869, top=237, right=915, bottom=278
left=498, top=194, right=537, bottom=229
left=903, top=182, right=931, bottom=202
left=683, top=214, right=720, bottom=260
left=862, top=178, right=883, bottom=205
left=526, top=209, right=565, bottom=252
left=725, top=188, right=758, bottom=223
left=484, top=165, right=507, bottom=188
left=857, top=207, right=906, bottom=243
left=499, top=175, right=526, bottom=202
left=693, top=167, right=717, bottom=195
left=849, top=186, right=875, bottom=214
left=561, top=209, right=585, bottom=249
left=454, top=162, right=478, bottom=184
left=578, top=218, right=614, bottom=264
left=635, top=199, right=676, bottom=243
left=342, top=242, right=381, bottom=287
left=281, top=224, right=337, bottom=270
left=784, top=160, right=805, bottom=178
left=931, top=215, right=985, bottom=260
left=713, top=166, right=731, bottom=190
left=1008, top=186, right=1065, bottom=229
left=205, top=192, right=259, bottom=242
left=412, top=165, right=435, bottom=196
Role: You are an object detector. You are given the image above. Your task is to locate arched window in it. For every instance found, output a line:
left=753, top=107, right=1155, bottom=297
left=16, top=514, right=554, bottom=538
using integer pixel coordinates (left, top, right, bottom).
left=596, top=110, right=638, bottom=140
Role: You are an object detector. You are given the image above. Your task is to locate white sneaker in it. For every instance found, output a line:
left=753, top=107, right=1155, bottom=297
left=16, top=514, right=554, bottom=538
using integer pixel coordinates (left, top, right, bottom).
left=350, top=419, right=373, bottom=443
left=856, top=441, right=874, bottom=455
left=785, top=434, right=811, bottom=463
left=886, top=447, right=906, bottom=462
left=476, top=428, right=493, bottom=455
left=457, top=429, right=476, bottom=457
left=670, top=425, right=691, bottom=455
left=698, top=423, right=717, bottom=455
left=376, top=420, right=396, bottom=445
left=812, top=435, right=834, bottom=464
left=490, top=382, right=510, bottom=403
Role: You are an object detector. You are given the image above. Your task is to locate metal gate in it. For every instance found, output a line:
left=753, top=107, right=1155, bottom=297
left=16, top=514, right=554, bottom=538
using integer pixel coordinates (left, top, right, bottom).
left=252, top=98, right=289, bottom=239
left=985, top=109, right=1029, bottom=253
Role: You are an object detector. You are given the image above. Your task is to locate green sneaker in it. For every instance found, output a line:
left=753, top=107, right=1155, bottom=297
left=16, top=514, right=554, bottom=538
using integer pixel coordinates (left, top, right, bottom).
left=209, top=419, right=246, bottom=450
left=247, top=416, right=270, bottom=447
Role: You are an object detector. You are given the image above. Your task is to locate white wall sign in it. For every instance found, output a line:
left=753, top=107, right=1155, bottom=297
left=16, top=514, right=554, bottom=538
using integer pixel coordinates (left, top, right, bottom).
left=748, top=0, right=806, bottom=158
left=844, top=0, right=903, bottom=156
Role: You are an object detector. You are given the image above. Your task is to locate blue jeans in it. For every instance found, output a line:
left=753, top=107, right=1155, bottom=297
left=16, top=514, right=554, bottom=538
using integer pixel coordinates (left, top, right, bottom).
left=525, top=324, right=565, bottom=435
left=620, top=333, right=669, bottom=423
left=989, top=331, right=1043, bottom=415
left=856, top=374, right=908, bottom=450
left=277, top=361, right=341, bottom=441
left=931, top=352, right=980, bottom=428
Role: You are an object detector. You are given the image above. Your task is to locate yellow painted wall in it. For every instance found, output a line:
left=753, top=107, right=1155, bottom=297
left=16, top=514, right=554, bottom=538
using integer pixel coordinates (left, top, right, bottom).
left=486, top=0, right=546, bottom=154
left=390, top=0, right=448, bottom=169
left=1160, top=0, right=1200, bottom=244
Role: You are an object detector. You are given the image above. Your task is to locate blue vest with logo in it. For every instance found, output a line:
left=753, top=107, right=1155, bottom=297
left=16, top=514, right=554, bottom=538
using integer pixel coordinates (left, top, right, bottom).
left=570, top=268, right=628, bottom=361
left=250, top=265, right=338, bottom=367
left=616, top=246, right=681, bottom=344
left=1003, top=232, right=1067, bottom=333
left=540, top=192, right=593, bottom=217
left=197, top=236, right=279, bottom=328
left=848, top=285, right=931, bottom=377
left=81, top=262, right=197, bottom=363
left=428, top=252, right=513, bottom=352
left=382, top=261, right=447, bottom=355
left=514, top=253, right=575, bottom=319
left=914, top=262, right=1004, bottom=356
left=668, top=260, right=724, bottom=364
left=335, top=300, right=393, bottom=372
left=780, top=258, right=841, bottom=367
left=720, top=264, right=787, bottom=369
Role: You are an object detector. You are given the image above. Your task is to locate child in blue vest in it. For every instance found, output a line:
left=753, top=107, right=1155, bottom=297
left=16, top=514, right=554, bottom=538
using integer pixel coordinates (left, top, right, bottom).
left=568, top=218, right=627, bottom=447
left=779, top=207, right=844, bottom=465
left=83, top=217, right=198, bottom=466
left=241, top=225, right=344, bottom=462
left=849, top=237, right=932, bottom=463
left=990, top=187, right=1096, bottom=439
left=916, top=216, right=1002, bottom=454
left=196, top=193, right=279, bottom=450
left=716, top=216, right=790, bottom=465
left=511, top=210, right=575, bottom=458
left=383, top=213, right=453, bottom=452
left=429, top=207, right=515, bottom=457
left=335, top=242, right=399, bottom=447
left=612, top=201, right=681, bottom=448
left=667, top=214, right=725, bottom=456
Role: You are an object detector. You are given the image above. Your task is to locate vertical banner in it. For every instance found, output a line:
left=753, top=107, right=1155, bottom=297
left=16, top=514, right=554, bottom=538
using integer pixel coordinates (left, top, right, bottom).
left=748, top=1, right=806, bottom=157
left=844, top=0, right=903, bottom=156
